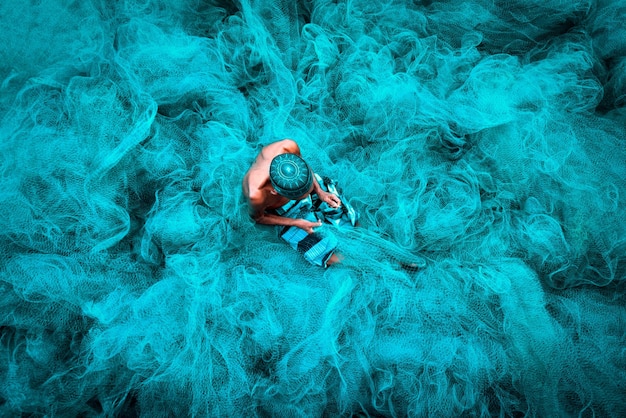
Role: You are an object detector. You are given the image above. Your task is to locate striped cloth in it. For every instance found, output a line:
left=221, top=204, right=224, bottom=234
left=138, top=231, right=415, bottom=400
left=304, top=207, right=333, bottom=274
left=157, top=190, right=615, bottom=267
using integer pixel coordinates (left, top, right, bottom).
left=271, top=174, right=359, bottom=267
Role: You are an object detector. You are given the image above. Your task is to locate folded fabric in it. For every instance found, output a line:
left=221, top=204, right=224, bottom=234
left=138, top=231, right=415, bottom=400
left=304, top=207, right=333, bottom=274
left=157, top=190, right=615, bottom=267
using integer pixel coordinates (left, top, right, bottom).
left=271, top=174, right=359, bottom=267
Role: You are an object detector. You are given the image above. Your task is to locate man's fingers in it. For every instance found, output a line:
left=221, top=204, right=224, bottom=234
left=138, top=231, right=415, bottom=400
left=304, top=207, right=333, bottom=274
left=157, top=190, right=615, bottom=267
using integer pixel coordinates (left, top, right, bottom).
left=326, top=194, right=341, bottom=207
left=305, top=220, right=322, bottom=234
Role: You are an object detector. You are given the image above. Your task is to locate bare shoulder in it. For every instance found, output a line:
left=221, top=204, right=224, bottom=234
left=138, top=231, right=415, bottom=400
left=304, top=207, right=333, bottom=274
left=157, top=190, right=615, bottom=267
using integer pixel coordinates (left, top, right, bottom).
left=247, top=188, right=265, bottom=205
left=268, top=138, right=301, bottom=155
left=243, top=166, right=265, bottom=195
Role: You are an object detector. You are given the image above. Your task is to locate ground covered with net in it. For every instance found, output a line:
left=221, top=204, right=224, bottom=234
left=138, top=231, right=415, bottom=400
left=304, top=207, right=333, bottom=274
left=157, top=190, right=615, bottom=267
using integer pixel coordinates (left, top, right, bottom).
left=1, top=0, right=625, bottom=416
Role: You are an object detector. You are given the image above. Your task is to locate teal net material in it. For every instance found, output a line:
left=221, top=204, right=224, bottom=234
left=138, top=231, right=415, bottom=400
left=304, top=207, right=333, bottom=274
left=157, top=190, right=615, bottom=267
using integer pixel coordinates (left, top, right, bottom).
left=1, top=0, right=625, bottom=416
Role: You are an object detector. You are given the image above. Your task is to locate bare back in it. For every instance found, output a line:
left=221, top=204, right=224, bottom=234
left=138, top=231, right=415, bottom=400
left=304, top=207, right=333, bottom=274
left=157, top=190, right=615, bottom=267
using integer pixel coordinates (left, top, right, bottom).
left=242, top=139, right=302, bottom=217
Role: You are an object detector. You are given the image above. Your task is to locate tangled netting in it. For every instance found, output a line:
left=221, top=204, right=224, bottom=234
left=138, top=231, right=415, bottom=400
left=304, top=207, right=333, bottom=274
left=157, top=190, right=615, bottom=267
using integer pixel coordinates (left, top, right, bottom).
left=1, top=0, right=625, bottom=416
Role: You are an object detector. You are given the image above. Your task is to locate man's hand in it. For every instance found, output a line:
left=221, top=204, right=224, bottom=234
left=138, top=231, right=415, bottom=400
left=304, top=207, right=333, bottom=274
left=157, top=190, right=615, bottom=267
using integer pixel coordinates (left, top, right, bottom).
left=319, top=191, right=342, bottom=208
left=296, top=219, right=322, bottom=234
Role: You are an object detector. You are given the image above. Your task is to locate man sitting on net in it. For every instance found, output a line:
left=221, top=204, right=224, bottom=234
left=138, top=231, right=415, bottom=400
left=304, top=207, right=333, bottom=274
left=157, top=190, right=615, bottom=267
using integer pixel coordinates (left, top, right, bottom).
left=242, top=139, right=358, bottom=267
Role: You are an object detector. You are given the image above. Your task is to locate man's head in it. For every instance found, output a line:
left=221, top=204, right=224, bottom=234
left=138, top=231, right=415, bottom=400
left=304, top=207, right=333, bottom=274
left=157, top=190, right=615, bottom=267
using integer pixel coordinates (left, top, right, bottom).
left=269, top=153, right=314, bottom=199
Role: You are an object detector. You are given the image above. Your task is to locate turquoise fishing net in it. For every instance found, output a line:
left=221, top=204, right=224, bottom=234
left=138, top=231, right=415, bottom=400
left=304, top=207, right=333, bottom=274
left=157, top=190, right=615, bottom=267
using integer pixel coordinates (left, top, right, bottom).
left=1, top=0, right=625, bottom=416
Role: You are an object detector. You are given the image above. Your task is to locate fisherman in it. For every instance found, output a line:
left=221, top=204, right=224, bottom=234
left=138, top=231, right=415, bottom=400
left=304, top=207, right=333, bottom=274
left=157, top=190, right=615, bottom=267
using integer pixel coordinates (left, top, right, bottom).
left=242, top=139, right=358, bottom=267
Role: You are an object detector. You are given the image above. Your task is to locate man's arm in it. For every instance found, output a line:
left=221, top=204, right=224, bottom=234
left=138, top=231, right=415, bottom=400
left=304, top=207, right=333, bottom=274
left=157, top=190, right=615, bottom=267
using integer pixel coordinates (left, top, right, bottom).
left=311, top=175, right=341, bottom=208
left=248, top=193, right=321, bottom=234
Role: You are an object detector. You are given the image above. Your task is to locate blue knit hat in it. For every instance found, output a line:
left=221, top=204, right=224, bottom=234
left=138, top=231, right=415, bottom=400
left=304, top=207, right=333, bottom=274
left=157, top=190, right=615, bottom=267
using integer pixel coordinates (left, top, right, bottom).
left=269, top=153, right=313, bottom=199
